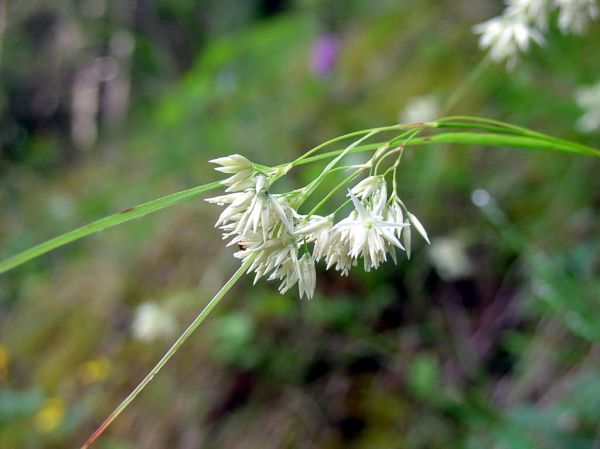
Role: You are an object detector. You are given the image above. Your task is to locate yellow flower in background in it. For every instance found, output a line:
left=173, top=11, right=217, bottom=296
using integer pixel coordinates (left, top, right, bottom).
left=35, top=397, right=66, bottom=433
left=78, top=357, right=111, bottom=384
left=0, top=346, right=10, bottom=381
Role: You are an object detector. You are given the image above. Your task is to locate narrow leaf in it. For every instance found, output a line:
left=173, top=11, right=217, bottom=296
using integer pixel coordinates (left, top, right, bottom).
left=0, top=181, right=222, bottom=274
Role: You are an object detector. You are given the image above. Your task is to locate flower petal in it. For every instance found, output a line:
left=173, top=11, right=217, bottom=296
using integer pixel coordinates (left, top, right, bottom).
left=408, top=212, right=430, bottom=244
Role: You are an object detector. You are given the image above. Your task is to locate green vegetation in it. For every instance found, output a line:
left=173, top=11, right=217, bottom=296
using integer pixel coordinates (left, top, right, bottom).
left=1, top=1, right=599, bottom=448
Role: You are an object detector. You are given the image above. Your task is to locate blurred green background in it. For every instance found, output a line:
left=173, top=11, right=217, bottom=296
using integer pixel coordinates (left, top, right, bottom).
left=1, top=0, right=600, bottom=448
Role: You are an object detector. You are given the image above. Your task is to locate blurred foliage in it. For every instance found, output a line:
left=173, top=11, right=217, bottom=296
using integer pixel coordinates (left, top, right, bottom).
left=1, top=0, right=600, bottom=448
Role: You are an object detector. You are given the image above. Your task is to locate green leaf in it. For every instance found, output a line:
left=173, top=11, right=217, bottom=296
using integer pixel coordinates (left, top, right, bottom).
left=0, top=181, right=222, bottom=274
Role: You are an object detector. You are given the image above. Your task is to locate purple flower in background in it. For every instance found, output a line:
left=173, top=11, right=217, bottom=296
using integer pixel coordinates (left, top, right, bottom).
left=310, top=33, right=340, bottom=77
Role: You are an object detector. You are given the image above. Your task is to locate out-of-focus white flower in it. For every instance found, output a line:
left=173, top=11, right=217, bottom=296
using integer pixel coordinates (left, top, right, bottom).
left=400, top=95, right=440, bottom=124
left=427, top=237, right=473, bottom=281
left=474, top=0, right=598, bottom=67
left=555, top=0, right=599, bottom=33
left=131, top=302, right=177, bottom=342
left=508, top=0, right=550, bottom=29
left=575, top=80, right=600, bottom=133
left=474, top=15, right=544, bottom=68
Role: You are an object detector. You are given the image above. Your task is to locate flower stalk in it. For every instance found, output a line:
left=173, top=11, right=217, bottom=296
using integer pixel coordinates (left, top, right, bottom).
left=80, top=257, right=253, bottom=449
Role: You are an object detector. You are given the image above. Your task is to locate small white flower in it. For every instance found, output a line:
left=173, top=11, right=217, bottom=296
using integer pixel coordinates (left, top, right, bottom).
left=401, top=211, right=430, bottom=260
left=407, top=212, right=430, bottom=244
left=349, top=176, right=388, bottom=217
left=259, top=243, right=315, bottom=299
left=268, top=193, right=294, bottom=233
left=350, top=176, right=386, bottom=200
left=131, top=302, right=176, bottom=342
left=209, top=175, right=269, bottom=240
left=384, top=198, right=406, bottom=263
left=267, top=251, right=315, bottom=299
left=269, top=257, right=301, bottom=294
left=210, top=154, right=255, bottom=192
left=235, top=231, right=299, bottom=284
left=385, top=199, right=405, bottom=239
left=323, top=218, right=356, bottom=275
left=507, top=0, right=550, bottom=29
left=335, top=190, right=407, bottom=271
left=206, top=190, right=254, bottom=228
left=403, top=219, right=412, bottom=260
left=210, top=154, right=253, bottom=173
left=208, top=175, right=296, bottom=244
left=474, top=14, right=544, bottom=67
left=235, top=175, right=269, bottom=236
left=294, top=214, right=333, bottom=261
left=555, top=0, right=599, bottom=34
left=294, top=214, right=331, bottom=237
left=298, top=253, right=317, bottom=299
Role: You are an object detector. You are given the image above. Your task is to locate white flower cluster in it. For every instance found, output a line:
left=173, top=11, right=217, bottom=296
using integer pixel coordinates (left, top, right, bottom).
left=474, top=0, right=599, bottom=67
left=206, top=155, right=429, bottom=300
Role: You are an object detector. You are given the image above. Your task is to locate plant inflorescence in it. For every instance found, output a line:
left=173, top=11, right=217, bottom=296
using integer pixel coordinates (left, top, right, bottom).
left=206, top=132, right=428, bottom=300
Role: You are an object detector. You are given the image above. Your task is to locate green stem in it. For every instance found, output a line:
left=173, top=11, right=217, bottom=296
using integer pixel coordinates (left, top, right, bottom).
left=374, top=129, right=421, bottom=174
left=80, top=258, right=252, bottom=449
left=436, top=121, right=523, bottom=135
left=294, top=130, right=600, bottom=166
left=419, top=132, right=600, bottom=157
left=301, top=130, right=378, bottom=201
left=289, top=123, right=427, bottom=167
left=307, top=168, right=365, bottom=217
left=439, top=116, right=597, bottom=155
left=443, top=57, right=491, bottom=114
left=332, top=197, right=352, bottom=217
left=0, top=181, right=223, bottom=274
